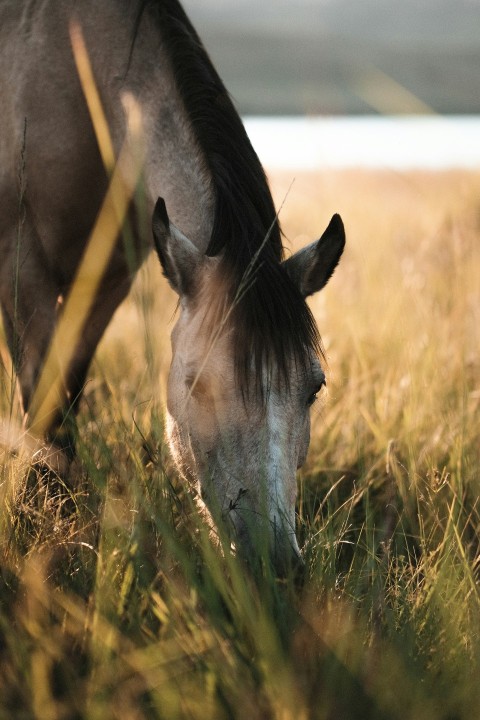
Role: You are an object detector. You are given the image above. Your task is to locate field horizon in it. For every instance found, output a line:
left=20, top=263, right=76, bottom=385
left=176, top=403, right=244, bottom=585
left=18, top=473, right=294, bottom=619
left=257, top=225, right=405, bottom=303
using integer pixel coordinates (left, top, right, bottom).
left=1, top=168, right=479, bottom=719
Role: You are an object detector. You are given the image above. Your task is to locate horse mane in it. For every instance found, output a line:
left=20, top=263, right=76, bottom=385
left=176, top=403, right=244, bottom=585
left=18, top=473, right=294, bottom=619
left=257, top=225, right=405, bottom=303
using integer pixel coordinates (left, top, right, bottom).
left=136, top=0, right=322, bottom=393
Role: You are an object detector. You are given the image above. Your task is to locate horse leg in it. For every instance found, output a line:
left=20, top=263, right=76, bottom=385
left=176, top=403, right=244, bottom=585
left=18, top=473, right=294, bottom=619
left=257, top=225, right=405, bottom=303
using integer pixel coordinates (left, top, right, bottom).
left=1, top=214, right=132, bottom=474
left=0, top=222, right=59, bottom=414
left=26, top=266, right=133, bottom=475
left=0, top=219, right=69, bottom=469
left=43, top=268, right=133, bottom=465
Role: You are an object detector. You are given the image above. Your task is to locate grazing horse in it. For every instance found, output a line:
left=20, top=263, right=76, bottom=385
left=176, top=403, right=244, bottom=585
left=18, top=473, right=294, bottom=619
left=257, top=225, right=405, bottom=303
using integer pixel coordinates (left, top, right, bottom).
left=0, top=0, right=345, bottom=572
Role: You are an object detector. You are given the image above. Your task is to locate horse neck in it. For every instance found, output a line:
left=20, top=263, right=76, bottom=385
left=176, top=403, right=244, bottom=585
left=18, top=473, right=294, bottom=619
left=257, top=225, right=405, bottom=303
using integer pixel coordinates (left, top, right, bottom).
left=115, top=11, right=216, bottom=253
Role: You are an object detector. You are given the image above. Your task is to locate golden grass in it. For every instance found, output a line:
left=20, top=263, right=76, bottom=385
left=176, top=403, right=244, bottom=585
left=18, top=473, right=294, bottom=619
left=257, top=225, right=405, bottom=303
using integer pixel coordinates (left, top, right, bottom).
left=1, top=169, right=479, bottom=719
left=272, top=169, right=480, bottom=469
left=94, top=166, right=480, bottom=487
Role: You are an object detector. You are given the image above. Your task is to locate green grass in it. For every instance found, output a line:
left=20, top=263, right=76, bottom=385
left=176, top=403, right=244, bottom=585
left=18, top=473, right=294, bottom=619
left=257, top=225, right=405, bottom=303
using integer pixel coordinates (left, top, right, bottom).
left=1, top=170, right=479, bottom=719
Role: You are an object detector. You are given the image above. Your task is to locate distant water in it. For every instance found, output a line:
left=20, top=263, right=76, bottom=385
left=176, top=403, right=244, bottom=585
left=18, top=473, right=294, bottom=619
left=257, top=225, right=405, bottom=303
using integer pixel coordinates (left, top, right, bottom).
left=243, top=116, right=480, bottom=170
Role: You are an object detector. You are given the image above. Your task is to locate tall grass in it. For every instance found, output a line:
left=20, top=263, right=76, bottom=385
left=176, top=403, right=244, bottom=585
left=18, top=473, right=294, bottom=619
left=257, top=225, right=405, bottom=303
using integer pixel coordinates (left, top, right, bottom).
left=1, top=169, right=479, bottom=719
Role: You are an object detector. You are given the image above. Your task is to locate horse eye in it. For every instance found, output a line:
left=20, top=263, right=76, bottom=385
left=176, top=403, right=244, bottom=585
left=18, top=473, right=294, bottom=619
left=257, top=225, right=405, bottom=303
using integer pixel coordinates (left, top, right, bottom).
left=307, top=379, right=326, bottom=407
left=307, top=393, right=317, bottom=407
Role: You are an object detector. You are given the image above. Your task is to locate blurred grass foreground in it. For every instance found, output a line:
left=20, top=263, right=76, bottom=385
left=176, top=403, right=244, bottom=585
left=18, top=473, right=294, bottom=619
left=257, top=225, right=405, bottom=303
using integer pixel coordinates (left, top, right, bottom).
left=0, top=167, right=479, bottom=719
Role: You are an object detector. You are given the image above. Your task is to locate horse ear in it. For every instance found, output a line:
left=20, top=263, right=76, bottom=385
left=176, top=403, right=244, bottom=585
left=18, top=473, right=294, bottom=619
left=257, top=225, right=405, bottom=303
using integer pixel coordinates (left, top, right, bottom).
left=152, top=197, right=202, bottom=297
left=283, top=214, right=345, bottom=298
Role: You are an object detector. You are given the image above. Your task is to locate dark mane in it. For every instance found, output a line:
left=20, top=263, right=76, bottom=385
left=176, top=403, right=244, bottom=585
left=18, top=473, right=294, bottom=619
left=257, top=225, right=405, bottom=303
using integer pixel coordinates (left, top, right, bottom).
left=137, top=0, right=321, bottom=391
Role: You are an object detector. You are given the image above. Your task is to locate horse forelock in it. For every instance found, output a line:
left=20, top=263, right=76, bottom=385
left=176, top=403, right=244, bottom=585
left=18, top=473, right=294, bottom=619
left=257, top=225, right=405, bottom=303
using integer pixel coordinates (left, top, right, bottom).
left=231, top=260, right=323, bottom=399
left=136, top=0, right=322, bottom=395
left=198, top=255, right=323, bottom=401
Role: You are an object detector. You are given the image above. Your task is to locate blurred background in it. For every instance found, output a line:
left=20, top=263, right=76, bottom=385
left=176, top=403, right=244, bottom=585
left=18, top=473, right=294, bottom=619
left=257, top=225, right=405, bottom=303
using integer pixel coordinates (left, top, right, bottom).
left=182, top=0, right=480, bottom=168
left=183, top=0, right=480, bottom=116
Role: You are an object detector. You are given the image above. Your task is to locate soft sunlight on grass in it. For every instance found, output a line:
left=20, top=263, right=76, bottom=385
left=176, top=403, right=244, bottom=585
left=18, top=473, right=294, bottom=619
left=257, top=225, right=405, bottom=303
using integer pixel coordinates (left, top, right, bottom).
left=1, top=169, right=479, bottom=719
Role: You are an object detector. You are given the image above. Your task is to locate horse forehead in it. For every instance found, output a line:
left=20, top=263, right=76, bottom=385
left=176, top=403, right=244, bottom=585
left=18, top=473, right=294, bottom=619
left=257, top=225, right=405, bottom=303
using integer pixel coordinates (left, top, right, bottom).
left=172, top=290, right=321, bottom=396
left=173, top=320, right=320, bottom=390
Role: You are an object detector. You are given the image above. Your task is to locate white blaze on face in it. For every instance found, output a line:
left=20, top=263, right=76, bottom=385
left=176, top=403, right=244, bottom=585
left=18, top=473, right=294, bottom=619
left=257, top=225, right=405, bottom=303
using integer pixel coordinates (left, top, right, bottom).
left=264, top=390, right=302, bottom=557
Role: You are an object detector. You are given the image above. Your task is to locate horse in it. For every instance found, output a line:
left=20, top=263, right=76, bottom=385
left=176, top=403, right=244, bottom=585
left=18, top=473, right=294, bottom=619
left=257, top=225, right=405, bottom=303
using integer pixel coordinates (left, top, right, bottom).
left=0, top=0, right=345, bottom=574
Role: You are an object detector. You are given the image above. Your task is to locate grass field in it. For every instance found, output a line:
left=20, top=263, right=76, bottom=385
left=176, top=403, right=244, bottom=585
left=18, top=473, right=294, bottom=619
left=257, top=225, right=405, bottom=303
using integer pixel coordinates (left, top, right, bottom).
left=0, top=169, right=479, bottom=719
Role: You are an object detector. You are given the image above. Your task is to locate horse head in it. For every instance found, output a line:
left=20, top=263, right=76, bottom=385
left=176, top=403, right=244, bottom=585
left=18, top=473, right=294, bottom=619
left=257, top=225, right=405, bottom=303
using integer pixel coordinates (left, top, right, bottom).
left=153, top=198, right=345, bottom=575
